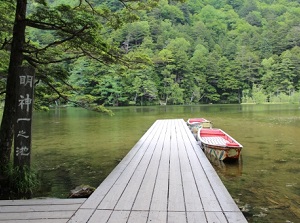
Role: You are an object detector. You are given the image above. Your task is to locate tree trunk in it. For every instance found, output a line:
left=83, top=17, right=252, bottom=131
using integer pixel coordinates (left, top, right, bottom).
left=0, top=0, right=27, bottom=177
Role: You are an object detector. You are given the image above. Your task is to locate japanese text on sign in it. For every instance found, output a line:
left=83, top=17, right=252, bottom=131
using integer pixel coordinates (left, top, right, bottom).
left=14, top=67, right=35, bottom=165
left=19, top=75, right=33, bottom=87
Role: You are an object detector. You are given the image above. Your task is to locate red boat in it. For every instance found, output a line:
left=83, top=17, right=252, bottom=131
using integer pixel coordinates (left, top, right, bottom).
left=186, top=118, right=211, bottom=128
left=197, top=128, right=243, bottom=161
left=187, top=118, right=212, bottom=137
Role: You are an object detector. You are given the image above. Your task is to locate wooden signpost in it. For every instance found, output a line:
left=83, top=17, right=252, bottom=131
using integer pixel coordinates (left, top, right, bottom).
left=14, top=66, right=35, bottom=168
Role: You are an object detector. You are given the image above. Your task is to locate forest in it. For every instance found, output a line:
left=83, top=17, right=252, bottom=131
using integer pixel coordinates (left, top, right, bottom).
left=1, top=0, right=300, bottom=108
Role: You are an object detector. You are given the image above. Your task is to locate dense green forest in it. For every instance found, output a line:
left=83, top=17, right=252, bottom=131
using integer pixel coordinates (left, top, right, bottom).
left=1, top=0, right=300, bottom=107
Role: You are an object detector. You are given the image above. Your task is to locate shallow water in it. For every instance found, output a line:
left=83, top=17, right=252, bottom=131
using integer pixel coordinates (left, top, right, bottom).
left=31, top=104, right=300, bottom=222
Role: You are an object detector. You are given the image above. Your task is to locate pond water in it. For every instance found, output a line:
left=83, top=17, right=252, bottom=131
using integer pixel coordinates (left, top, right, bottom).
left=31, top=104, right=300, bottom=223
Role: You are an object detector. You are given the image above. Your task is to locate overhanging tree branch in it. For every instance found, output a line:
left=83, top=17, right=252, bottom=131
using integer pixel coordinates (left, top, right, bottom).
left=1, top=38, right=12, bottom=50
left=26, top=19, right=67, bottom=31
left=23, top=25, right=89, bottom=54
left=24, top=54, right=84, bottom=66
left=43, top=79, right=69, bottom=101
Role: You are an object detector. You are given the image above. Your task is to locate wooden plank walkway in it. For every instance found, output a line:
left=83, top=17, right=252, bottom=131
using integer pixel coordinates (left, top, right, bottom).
left=69, top=119, right=247, bottom=223
left=0, top=198, right=86, bottom=223
left=0, top=119, right=247, bottom=223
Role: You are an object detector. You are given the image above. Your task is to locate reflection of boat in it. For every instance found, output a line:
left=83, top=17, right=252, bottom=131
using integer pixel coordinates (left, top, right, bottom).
left=187, top=118, right=212, bottom=136
left=197, top=128, right=243, bottom=161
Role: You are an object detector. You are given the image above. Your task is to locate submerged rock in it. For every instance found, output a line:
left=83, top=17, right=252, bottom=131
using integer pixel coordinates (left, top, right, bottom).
left=69, top=185, right=95, bottom=198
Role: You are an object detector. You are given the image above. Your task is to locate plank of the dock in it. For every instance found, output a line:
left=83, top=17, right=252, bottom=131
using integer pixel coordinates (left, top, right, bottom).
left=0, top=198, right=86, bottom=223
left=69, top=119, right=247, bottom=223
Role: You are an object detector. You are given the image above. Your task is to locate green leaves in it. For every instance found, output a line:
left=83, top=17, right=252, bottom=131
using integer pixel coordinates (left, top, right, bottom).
left=2, top=0, right=300, bottom=107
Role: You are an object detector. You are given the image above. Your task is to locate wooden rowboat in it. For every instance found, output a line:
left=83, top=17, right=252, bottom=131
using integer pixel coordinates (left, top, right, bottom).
left=187, top=118, right=212, bottom=129
left=187, top=118, right=212, bottom=137
left=197, top=128, right=243, bottom=161
left=187, top=118, right=210, bottom=127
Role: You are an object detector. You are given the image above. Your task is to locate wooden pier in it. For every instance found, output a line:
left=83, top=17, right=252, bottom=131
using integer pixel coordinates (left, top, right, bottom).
left=0, top=198, right=86, bottom=222
left=0, top=119, right=247, bottom=223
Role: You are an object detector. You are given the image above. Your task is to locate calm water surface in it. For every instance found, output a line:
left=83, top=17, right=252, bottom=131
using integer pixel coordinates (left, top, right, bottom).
left=31, top=104, right=300, bottom=223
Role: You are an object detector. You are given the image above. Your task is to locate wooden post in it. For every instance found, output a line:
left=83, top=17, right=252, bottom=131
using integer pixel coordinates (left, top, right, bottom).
left=14, top=66, right=35, bottom=168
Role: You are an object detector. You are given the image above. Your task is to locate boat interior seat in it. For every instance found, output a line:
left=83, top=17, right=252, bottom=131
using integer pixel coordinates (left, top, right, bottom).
left=201, top=129, right=224, bottom=136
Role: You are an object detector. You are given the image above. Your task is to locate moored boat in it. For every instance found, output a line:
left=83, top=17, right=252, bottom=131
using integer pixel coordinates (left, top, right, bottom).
left=187, top=118, right=210, bottom=126
left=187, top=118, right=212, bottom=136
left=187, top=117, right=212, bottom=128
left=197, top=128, right=243, bottom=161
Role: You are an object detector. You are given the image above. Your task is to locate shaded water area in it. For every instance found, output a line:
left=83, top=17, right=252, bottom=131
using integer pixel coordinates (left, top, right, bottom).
left=30, top=104, right=299, bottom=222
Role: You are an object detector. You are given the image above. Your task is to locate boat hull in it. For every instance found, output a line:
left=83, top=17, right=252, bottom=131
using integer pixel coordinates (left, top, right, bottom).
left=197, top=128, right=243, bottom=161
left=200, top=142, right=242, bottom=161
